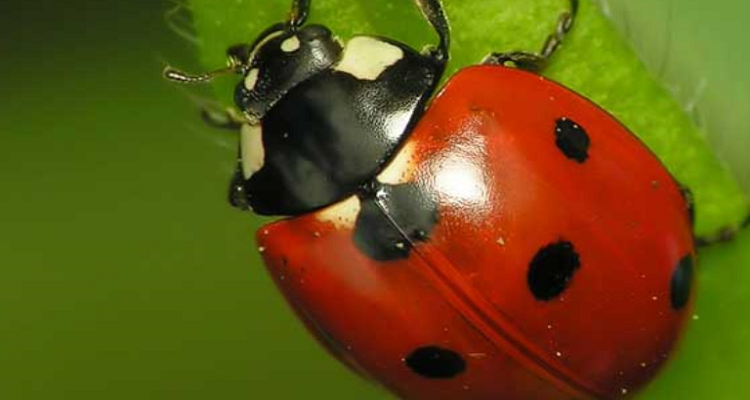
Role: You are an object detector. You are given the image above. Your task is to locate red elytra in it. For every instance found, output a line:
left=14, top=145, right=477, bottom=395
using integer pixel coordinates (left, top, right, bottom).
left=256, top=66, right=696, bottom=400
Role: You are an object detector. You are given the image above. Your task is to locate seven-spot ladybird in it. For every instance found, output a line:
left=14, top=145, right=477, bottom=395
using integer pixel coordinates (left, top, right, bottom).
left=165, top=0, right=696, bottom=398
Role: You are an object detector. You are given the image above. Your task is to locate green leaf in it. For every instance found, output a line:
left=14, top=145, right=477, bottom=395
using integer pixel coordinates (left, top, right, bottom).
left=184, top=0, right=750, bottom=399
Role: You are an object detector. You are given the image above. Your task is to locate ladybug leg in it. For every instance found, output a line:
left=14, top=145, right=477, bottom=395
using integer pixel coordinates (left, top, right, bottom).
left=483, top=0, right=578, bottom=73
left=695, top=213, right=750, bottom=248
left=483, top=52, right=548, bottom=73
left=412, top=0, right=451, bottom=64
left=288, top=0, right=311, bottom=29
left=225, top=43, right=252, bottom=66
left=200, top=107, right=247, bottom=131
left=195, top=105, right=252, bottom=211
left=680, top=185, right=750, bottom=248
left=679, top=185, right=697, bottom=228
left=189, top=43, right=256, bottom=130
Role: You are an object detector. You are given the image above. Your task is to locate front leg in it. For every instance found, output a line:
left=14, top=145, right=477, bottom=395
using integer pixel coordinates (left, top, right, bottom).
left=696, top=214, right=750, bottom=248
left=483, top=0, right=578, bottom=73
left=201, top=106, right=248, bottom=131
left=197, top=108, right=253, bottom=211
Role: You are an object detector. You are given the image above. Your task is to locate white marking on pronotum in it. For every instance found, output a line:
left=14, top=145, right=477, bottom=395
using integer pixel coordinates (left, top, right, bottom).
left=316, top=196, right=362, bottom=229
left=244, top=68, right=260, bottom=91
left=281, top=35, right=301, bottom=52
left=335, top=36, right=404, bottom=80
left=240, top=124, right=265, bottom=179
left=377, top=141, right=417, bottom=185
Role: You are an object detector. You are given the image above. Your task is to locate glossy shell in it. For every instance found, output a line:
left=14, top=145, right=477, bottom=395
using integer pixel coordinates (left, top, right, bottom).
left=257, top=66, right=696, bottom=400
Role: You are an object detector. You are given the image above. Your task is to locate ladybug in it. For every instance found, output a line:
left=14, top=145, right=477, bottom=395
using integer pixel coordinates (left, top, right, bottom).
left=165, top=0, right=697, bottom=398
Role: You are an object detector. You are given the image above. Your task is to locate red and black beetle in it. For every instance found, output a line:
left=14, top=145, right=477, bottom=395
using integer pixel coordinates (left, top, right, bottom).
left=166, top=1, right=696, bottom=398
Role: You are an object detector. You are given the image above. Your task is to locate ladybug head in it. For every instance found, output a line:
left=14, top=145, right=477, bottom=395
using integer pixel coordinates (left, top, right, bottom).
left=164, top=0, right=343, bottom=123
left=233, top=23, right=342, bottom=122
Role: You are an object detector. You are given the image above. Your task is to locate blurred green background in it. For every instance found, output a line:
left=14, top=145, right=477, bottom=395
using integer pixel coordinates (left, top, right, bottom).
left=597, top=0, right=750, bottom=193
left=0, top=0, right=748, bottom=399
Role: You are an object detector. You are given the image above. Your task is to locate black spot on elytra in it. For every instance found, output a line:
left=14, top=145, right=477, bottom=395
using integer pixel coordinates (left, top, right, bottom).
left=555, top=117, right=590, bottom=163
left=405, top=346, right=466, bottom=379
left=671, top=255, right=694, bottom=310
left=679, top=185, right=696, bottom=228
left=353, top=181, right=438, bottom=261
left=528, top=241, right=581, bottom=301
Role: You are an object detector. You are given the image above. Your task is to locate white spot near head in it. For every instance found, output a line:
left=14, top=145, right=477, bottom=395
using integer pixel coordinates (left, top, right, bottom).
left=244, top=68, right=260, bottom=91
left=281, top=35, right=301, bottom=52
left=377, top=141, right=417, bottom=185
left=334, top=36, right=404, bottom=81
left=240, top=124, right=265, bottom=179
left=316, top=196, right=361, bottom=230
